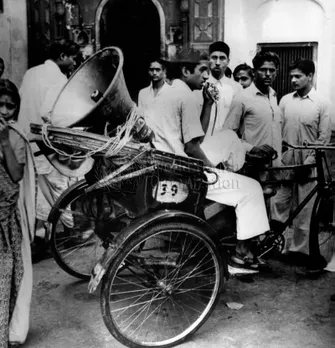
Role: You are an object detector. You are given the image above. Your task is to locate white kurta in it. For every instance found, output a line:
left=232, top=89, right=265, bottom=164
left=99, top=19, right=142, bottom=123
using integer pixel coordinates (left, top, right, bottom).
left=194, top=75, right=235, bottom=135
left=138, top=82, right=189, bottom=156
left=18, top=60, right=67, bottom=136
left=193, top=76, right=246, bottom=172
left=18, top=60, right=76, bottom=226
left=221, top=75, right=243, bottom=97
left=18, top=59, right=68, bottom=175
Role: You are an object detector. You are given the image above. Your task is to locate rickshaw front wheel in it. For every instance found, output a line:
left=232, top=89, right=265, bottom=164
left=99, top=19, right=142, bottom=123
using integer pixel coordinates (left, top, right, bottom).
left=100, top=221, right=223, bottom=348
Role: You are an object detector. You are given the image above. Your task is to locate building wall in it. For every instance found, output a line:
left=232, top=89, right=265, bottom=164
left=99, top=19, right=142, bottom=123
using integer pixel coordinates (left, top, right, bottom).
left=3, top=0, right=335, bottom=128
left=0, top=0, right=28, bottom=87
left=224, top=0, right=335, bottom=129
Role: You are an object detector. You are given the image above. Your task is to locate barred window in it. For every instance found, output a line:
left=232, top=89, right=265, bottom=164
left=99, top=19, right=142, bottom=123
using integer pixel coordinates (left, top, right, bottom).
left=257, top=42, right=318, bottom=102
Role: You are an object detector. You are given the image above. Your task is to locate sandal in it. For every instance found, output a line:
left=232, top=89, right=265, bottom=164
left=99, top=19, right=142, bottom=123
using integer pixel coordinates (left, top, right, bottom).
left=228, top=264, right=259, bottom=275
left=230, top=252, right=260, bottom=270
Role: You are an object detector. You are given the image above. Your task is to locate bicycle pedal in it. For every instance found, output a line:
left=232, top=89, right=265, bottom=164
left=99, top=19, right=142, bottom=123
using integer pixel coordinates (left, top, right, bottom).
left=256, top=232, right=285, bottom=259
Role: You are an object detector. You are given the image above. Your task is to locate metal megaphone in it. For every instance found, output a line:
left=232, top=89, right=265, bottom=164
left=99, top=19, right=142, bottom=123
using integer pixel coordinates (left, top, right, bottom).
left=50, top=46, right=136, bottom=132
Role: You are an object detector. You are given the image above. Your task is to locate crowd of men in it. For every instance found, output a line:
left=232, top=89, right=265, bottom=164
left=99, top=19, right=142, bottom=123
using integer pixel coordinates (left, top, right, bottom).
left=12, top=39, right=332, bottom=272
left=0, top=36, right=333, bottom=347
left=138, top=41, right=332, bottom=271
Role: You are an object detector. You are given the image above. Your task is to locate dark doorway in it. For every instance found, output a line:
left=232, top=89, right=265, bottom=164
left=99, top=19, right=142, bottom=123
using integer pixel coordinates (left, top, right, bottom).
left=100, top=0, right=161, bottom=102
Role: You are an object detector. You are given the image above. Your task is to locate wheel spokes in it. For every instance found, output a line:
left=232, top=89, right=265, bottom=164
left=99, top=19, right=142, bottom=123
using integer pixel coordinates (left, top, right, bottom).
left=106, top=229, right=220, bottom=345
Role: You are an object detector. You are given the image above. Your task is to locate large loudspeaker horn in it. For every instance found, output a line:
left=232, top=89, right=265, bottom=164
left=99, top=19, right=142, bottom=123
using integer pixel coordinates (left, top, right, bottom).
left=50, top=46, right=135, bottom=130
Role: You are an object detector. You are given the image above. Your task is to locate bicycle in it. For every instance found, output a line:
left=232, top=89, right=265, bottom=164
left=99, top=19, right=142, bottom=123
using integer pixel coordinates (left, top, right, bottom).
left=43, top=127, right=335, bottom=348
left=250, top=141, right=335, bottom=270
left=30, top=42, right=335, bottom=347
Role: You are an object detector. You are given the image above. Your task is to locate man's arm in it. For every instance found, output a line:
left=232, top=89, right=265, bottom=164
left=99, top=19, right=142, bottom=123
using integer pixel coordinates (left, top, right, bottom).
left=279, top=97, right=285, bottom=134
left=138, top=89, right=144, bottom=109
left=304, top=99, right=332, bottom=164
left=179, top=91, right=212, bottom=165
left=316, top=99, right=332, bottom=144
left=0, top=120, right=24, bottom=183
left=224, top=95, right=254, bottom=152
left=199, top=84, right=216, bottom=136
left=199, top=100, right=214, bottom=137
left=223, top=94, right=244, bottom=132
left=185, top=138, right=214, bottom=167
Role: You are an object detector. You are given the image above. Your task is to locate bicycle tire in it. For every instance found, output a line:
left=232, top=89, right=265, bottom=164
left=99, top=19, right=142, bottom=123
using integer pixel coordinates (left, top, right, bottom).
left=309, top=181, right=335, bottom=268
left=49, top=179, right=127, bottom=280
left=100, top=221, right=223, bottom=348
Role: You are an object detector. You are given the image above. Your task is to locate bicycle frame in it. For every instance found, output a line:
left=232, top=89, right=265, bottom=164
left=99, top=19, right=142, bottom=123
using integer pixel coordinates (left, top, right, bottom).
left=259, top=144, right=335, bottom=231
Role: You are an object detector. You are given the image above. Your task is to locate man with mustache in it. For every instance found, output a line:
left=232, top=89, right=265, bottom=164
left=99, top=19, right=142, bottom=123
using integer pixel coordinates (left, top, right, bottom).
left=224, top=51, right=282, bottom=166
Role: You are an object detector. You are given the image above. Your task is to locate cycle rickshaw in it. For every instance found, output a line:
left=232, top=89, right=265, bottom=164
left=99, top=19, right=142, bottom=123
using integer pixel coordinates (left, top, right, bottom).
left=31, top=47, right=335, bottom=348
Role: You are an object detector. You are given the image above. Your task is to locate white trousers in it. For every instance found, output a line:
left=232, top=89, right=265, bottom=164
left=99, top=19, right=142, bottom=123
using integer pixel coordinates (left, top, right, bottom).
left=37, top=167, right=77, bottom=228
left=271, top=180, right=316, bottom=255
left=205, top=168, right=269, bottom=240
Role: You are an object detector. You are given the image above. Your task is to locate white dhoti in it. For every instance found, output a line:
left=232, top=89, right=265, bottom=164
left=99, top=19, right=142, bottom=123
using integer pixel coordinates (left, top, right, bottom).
left=271, top=148, right=318, bottom=256
left=205, top=168, right=269, bottom=240
left=271, top=180, right=316, bottom=255
left=37, top=168, right=77, bottom=227
left=201, top=130, right=246, bottom=172
left=35, top=154, right=77, bottom=228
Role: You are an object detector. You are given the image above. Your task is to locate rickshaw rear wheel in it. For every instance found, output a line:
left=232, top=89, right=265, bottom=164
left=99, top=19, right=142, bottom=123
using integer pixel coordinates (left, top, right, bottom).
left=49, top=179, right=128, bottom=280
left=101, top=221, right=223, bottom=348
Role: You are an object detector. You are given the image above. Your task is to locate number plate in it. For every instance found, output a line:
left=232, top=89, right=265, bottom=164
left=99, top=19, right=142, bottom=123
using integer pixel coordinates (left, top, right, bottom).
left=153, top=180, right=189, bottom=203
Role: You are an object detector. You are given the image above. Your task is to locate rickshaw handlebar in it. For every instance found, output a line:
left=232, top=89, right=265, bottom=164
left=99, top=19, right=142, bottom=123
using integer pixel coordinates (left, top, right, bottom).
left=283, top=141, right=335, bottom=150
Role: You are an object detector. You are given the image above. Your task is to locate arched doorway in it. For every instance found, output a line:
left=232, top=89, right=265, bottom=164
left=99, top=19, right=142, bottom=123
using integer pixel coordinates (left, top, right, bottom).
left=99, top=0, right=162, bottom=101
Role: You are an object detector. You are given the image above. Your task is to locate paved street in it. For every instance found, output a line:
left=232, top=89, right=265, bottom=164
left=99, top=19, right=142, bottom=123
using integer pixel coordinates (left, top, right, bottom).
left=23, top=257, right=335, bottom=348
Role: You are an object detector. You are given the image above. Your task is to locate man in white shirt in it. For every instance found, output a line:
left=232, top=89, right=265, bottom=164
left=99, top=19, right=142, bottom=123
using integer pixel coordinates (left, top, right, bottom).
left=141, top=50, right=270, bottom=270
left=18, top=40, right=79, bottom=255
left=198, top=41, right=242, bottom=136
left=272, top=59, right=331, bottom=261
left=191, top=42, right=246, bottom=172
left=18, top=41, right=78, bottom=133
left=138, top=59, right=185, bottom=156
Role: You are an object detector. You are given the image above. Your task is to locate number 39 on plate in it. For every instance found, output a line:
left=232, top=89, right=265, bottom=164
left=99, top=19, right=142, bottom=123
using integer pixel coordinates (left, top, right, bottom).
left=152, top=180, right=189, bottom=203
